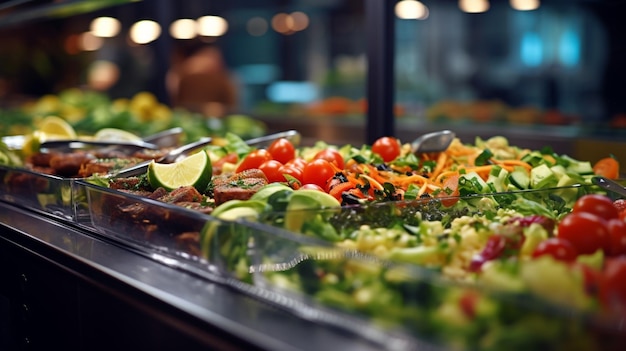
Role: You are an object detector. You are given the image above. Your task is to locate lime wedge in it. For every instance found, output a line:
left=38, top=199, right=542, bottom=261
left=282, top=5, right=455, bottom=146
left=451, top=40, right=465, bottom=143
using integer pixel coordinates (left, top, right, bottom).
left=147, top=151, right=212, bottom=191
left=94, top=128, right=142, bottom=142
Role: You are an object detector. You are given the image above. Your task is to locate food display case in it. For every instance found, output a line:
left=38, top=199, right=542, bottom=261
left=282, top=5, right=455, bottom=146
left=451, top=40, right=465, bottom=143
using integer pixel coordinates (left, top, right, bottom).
left=2, top=1, right=626, bottom=351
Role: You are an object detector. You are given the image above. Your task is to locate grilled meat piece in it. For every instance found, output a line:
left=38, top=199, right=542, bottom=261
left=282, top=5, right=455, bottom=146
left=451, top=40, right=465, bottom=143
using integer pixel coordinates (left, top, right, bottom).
left=49, top=152, right=94, bottom=177
left=78, top=157, right=146, bottom=177
left=213, top=168, right=268, bottom=205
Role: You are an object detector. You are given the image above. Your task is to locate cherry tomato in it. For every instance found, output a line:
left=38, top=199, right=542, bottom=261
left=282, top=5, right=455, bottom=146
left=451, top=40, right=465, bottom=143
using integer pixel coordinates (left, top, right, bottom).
left=285, top=157, right=307, bottom=170
left=214, top=152, right=238, bottom=168
left=314, top=149, right=344, bottom=169
left=532, top=238, right=578, bottom=262
left=371, top=136, right=401, bottom=163
left=302, top=159, right=336, bottom=190
left=236, top=149, right=272, bottom=173
left=607, top=219, right=626, bottom=256
left=599, top=257, right=626, bottom=313
left=557, top=212, right=609, bottom=255
left=279, top=164, right=303, bottom=183
left=299, top=184, right=325, bottom=192
left=268, top=138, right=296, bottom=164
left=613, top=199, right=626, bottom=213
left=437, top=174, right=460, bottom=207
left=573, top=194, right=619, bottom=221
left=259, top=160, right=285, bottom=183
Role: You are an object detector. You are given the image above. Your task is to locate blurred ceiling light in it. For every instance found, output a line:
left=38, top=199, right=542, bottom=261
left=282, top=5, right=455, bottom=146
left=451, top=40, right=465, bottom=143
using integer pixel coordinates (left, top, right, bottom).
left=130, top=20, right=161, bottom=44
left=88, top=60, right=120, bottom=91
left=272, top=13, right=290, bottom=34
left=90, top=16, right=121, bottom=38
left=170, top=18, right=197, bottom=39
left=247, top=16, right=268, bottom=36
left=395, top=0, right=429, bottom=20
left=79, top=31, right=103, bottom=51
left=459, top=0, right=490, bottom=13
left=510, top=0, right=540, bottom=11
left=290, top=11, right=309, bottom=31
left=272, top=12, right=309, bottom=34
left=197, top=15, right=228, bottom=37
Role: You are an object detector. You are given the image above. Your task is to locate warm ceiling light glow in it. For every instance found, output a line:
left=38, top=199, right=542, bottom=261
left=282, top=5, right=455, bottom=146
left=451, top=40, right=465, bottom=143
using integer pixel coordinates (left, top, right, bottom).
left=271, top=12, right=309, bottom=34
left=510, top=0, right=540, bottom=11
left=79, top=32, right=103, bottom=51
left=395, top=0, right=429, bottom=20
left=289, top=11, right=309, bottom=31
left=196, top=15, right=228, bottom=37
left=170, top=18, right=197, bottom=39
left=272, top=13, right=290, bottom=34
left=90, top=16, right=121, bottom=38
left=247, top=16, right=268, bottom=36
left=129, top=20, right=161, bottom=44
left=459, top=0, right=490, bottom=13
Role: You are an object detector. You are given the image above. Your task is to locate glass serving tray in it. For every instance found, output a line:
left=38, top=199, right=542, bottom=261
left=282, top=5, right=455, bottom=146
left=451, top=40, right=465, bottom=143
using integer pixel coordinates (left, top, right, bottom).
left=0, top=164, right=84, bottom=222
left=76, top=179, right=626, bottom=351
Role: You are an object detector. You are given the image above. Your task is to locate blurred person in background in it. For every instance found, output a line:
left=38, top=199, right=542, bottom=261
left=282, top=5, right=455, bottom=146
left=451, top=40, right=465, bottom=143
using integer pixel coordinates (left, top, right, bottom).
left=167, top=41, right=238, bottom=117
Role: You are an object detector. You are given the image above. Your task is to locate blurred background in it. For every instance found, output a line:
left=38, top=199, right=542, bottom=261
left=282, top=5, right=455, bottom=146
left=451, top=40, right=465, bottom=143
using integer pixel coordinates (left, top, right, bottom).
left=0, top=0, right=624, bottom=161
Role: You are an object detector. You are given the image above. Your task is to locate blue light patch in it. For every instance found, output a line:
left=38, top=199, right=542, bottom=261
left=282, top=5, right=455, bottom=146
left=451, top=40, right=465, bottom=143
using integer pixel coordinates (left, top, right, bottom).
left=559, top=28, right=580, bottom=67
left=521, top=31, right=543, bottom=67
left=266, top=81, right=319, bottom=103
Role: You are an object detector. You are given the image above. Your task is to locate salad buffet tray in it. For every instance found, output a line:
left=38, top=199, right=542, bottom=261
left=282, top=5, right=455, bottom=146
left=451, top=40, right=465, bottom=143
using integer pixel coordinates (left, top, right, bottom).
left=72, top=177, right=625, bottom=351
left=2, top=125, right=626, bottom=350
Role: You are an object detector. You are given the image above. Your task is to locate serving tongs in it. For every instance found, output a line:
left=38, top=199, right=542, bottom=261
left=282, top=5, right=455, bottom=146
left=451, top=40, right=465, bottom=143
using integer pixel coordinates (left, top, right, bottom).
left=1, top=127, right=184, bottom=152
left=592, top=176, right=626, bottom=199
left=111, top=130, right=302, bottom=178
left=244, top=129, right=301, bottom=148
left=112, top=136, right=214, bottom=178
left=39, top=139, right=160, bottom=153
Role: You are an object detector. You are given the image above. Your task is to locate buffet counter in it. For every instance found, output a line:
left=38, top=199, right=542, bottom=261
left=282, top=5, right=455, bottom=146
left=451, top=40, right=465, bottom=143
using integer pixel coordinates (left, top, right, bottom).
left=0, top=201, right=389, bottom=351
left=257, top=115, right=625, bottom=165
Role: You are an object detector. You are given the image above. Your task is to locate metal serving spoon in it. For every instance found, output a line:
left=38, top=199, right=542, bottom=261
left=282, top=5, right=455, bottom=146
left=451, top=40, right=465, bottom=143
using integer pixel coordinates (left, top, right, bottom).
left=411, top=130, right=456, bottom=154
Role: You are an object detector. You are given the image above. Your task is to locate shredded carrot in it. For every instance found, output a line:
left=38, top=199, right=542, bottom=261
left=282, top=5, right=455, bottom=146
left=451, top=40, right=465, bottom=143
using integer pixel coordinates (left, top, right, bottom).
left=491, top=159, right=533, bottom=172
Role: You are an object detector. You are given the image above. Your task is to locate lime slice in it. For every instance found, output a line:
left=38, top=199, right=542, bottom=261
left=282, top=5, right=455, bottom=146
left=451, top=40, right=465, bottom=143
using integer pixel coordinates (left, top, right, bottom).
left=147, top=151, right=212, bottom=191
left=94, top=128, right=142, bottom=142
left=38, top=116, right=77, bottom=140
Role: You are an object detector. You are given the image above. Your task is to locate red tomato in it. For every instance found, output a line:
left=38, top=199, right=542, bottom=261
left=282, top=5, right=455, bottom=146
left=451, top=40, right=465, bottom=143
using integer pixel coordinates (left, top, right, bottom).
left=532, top=238, right=578, bottom=262
left=259, top=160, right=285, bottom=183
left=314, top=149, right=344, bottom=169
left=268, top=138, right=296, bottom=164
left=236, top=149, right=272, bottom=173
left=214, top=152, right=238, bottom=168
left=557, top=212, right=609, bottom=255
left=279, top=164, right=303, bottom=183
left=285, top=157, right=307, bottom=170
left=607, top=219, right=626, bottom=256
left=613, top=199, right=626, bottom=213
left=437, top=174, right=460, bottom=207
left=302, top=159, right=336, bottom=190
left=573, top=194, right=619, bottom=221
left=299, top=184, right=325, bottom=192
left=372, top=136, right=401, bottom=163
left=599, top=257, right=626, bottom=314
